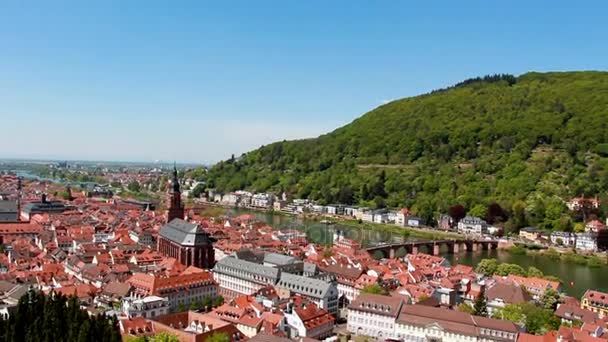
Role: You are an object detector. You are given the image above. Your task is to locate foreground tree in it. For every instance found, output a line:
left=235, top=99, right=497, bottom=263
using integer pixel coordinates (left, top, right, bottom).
left=127, top=180, right=141, bottom=192
left=526, top=266, right=544, bottom=278
left=206, top=332, right=230, bottom=342
left=475, top=259, right=499, bottom=275
left=212, top=295, right=225, bottom=308
left=0, top=289, right=121, bottom=342
left=541, top=288, right=561, bottom=311
left=493, top=303, right=560, bottom=335
left=495, top=263, right=527, bottom=277
left=473, top=292, right=488, bottom=317
left=360, top=284, right=388, bottom=296
left=149, top=333, right=180, bottom=342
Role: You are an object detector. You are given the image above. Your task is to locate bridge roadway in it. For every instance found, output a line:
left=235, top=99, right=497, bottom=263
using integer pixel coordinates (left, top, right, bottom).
left=365, top=238, right=499, bottom=258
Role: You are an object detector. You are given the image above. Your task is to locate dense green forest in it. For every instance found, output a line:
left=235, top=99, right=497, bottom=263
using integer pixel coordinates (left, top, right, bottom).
left=0, top=290, right=122, bottom=342
left=194, top=71, right=608, bottom=233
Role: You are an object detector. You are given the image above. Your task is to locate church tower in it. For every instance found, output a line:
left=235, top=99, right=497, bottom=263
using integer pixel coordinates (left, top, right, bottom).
left=167, top=163, right=185, bottom=223
left=16, top=177, right=22, bottom=222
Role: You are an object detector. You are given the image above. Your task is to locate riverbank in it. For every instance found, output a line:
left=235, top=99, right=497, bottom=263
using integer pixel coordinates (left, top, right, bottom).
left=194, top=201, right=463, bottom=241
left=328, top=216, right=463, bottom=241
left=508, top=244, right=608, bottom=268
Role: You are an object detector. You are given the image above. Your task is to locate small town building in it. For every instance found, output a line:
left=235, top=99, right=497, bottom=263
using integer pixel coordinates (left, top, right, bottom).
left=213, top=255, right=281, bottom=297
left=275, top=273, right=339, bottom=316
left=122, top=295, right=170, bottom=319
left=505, top=275, right=561, bottom=301
left=550, top=231, right=576, bottom=247
left=485, top=282, right=531, bottom=316
left=394, top=305, right=519, bottom=341
left=519, top=227, right=541, bottom=241
left=325, top=204, right=345, bottom=216
left=457, top=216, right=488, bottom=235
left=283, top=300, right=334, bottom=339
left=567, top=197, right=600, bottom=211
left=581, top=289, right=608, bottom=319
left=347, top=293, right=405, bottom=340
left=127, top=267, right=218, bottom=311
left=395, top=208, right=411, bottom=226
left=576, top=232, right=598, bottom=252
left=21, top=194, right=68, bottom=221
left=586, top=220, right=606, bottom=233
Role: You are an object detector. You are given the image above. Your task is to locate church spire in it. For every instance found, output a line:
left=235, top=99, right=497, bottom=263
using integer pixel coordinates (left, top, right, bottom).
left=17, top=177, right=22, bottom=222
left=172, top=162, right=180, bottom=193
left=167, top=162, right=184, bottom=223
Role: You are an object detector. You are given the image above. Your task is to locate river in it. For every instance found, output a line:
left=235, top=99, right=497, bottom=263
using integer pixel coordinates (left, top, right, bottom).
left=14, top=170, right=98, bottom=188
left=229, top=208, right=608, bottom=298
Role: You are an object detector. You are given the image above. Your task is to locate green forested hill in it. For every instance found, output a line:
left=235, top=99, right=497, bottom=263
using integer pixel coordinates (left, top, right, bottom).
left=198, top=71, right=608, bottom=232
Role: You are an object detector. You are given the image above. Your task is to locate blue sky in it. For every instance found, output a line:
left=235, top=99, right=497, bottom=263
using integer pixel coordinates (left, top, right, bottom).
left=1, top=1, right=607, bottom=164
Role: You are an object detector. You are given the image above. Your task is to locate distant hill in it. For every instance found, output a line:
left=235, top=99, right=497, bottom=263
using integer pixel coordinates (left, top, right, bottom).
left=196, top=71, right=608, bottom=232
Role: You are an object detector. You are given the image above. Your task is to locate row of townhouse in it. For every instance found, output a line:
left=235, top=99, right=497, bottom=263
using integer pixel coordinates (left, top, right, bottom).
left=342, top=207, right=423, bottom=227
left=346, top=293, right=519, bottom=341
left=523, top=228, right=608, bottom=252
left=209, top=190, right=276, bottom=209
left=521, top=219, right=608, bottom=252
left=553, top=231, right=603, bottom=251
left=215, top=191, right=428, bottom=229
left=277, top=200, right=425, bottom=227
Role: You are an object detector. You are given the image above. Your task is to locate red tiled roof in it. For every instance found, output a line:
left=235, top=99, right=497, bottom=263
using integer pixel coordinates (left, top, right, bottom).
left=0, top=223, right=43, bottom=235
left=294, top=302, right=335, bottom=330
left=583, top=290, right=608, bottom=306
left=127, top=267, right=215, bottom=296
left=507, top=275, right=560, bottom=291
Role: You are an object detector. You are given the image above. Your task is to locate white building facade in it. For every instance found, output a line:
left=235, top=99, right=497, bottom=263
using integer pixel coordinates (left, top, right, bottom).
left=347, top=293, right=404, bottom=340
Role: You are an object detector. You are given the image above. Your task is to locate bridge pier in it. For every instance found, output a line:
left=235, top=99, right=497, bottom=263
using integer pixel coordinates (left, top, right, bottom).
left=444, top=241, right=454, bottom=254
left=405, top=244, right=413, bottom=255
left=389, top=248, right=395, bottom=259
left=433, top=243, right=440, bottom=256
left=412, top=246, right=418, bottom=254
left=452, top=243, right=459, bottom=254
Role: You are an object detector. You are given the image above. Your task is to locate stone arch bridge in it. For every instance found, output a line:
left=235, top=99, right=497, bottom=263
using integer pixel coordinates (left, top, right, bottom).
left=366, top=239, right=499, bottom=259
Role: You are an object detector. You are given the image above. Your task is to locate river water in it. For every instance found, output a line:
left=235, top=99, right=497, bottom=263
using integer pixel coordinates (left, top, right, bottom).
left=230, top=209, right=608, bottom=298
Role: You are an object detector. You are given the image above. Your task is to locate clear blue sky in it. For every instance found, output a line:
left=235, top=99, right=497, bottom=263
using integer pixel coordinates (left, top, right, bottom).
left=1, top=1, right=607, bottom=164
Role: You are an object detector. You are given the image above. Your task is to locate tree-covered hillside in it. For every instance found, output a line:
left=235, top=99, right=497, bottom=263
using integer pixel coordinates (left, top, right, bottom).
left=197, top=71, right=608, bottom=232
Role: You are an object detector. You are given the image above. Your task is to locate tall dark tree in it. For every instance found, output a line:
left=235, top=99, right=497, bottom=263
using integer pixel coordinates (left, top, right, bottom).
left=486, top=202, right=508, bottom=224
left=127, top=180, right=141, bottom=192
left=360, top=184, right=370, bottom=201
left=0, top=290, right=121, bottom=342
left=448, top=204, right=467, bottom=223
left=337, top=186, right=355, bottom=205
left=473, top=292, right=488, bottom=317
left=371, top=171, right=387, bottom=198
